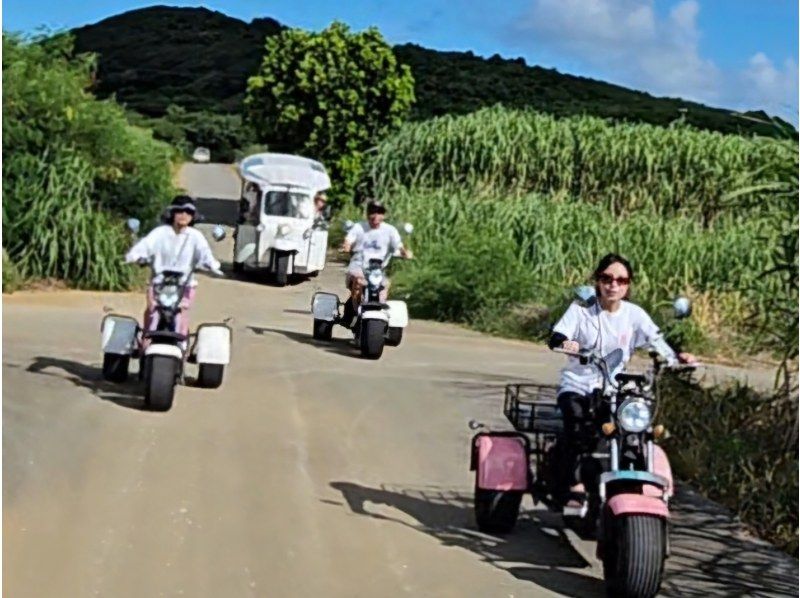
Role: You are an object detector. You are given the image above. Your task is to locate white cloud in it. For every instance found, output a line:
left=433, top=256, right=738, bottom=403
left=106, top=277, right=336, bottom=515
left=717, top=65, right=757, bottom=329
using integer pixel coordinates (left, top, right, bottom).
left=741, top=53, right=799, bottom=117
left=511, top=0, right=797, bottom=121
left=515, top=0, right=720, bottom=102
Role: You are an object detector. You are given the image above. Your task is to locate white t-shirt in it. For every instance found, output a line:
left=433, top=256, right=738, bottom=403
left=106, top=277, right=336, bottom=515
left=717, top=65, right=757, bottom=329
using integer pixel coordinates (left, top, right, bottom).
left=125, top=225, right=221, bottom=286
left=345, top=222, right=403, bottom=271
left=552, top=300, right=674, bottom=395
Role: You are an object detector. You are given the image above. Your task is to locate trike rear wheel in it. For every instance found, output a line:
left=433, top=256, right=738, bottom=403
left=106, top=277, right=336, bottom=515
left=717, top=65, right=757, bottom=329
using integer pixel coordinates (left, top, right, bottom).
left=474, top=488, right=522, bottom=534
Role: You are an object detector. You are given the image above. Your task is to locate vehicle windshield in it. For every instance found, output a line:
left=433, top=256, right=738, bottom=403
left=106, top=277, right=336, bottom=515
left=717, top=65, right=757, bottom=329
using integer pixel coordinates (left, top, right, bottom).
left=264, top=191, right=312, bottom=219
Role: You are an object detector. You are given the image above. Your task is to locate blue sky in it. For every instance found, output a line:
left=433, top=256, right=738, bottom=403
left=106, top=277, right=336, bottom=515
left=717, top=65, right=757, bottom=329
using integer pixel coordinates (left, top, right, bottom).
left=4, top=0, right=798, bottom=122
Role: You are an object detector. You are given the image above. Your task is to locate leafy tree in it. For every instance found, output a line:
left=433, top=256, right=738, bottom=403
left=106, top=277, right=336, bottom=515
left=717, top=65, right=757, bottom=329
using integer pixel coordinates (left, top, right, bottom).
left=245, top=21, right=415, bottom=202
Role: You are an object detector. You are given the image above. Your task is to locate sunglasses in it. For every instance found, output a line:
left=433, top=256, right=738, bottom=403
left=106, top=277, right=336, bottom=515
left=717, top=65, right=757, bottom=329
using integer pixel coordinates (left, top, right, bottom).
left=598, top=273, right=630, bottom=286
left=172, top=208, right=195, bottom=215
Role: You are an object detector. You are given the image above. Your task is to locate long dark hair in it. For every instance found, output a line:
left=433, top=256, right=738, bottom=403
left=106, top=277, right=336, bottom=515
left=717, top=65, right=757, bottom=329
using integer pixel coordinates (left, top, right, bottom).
left=593, top=253, right=634, bottom=299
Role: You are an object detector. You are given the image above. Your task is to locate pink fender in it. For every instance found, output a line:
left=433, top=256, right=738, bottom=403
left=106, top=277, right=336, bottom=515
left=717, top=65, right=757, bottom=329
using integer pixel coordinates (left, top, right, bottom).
left=643, top=444, right=674, bottom=498
left=608, top=494, right=670, bottom=518
left=474, top=435, right=528, bottom=491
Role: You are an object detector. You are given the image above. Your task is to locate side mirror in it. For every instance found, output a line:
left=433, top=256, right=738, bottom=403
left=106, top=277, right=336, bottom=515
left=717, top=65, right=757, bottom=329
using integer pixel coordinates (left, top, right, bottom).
left=574, top=285, right=596, bottom=305
left=343, top=219, right=355, bottom=232
left=673, top=296, right=692, bottom=319
left=403, top=222, right=414, bottom=235
left=126, top=218, right=141, bottom=235
left=212, top=226, right=226, bottom=242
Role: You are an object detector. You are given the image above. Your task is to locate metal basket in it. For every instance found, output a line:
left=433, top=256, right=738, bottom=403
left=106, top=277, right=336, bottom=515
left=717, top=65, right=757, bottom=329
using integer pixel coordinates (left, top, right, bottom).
left=504, top=383, right=563, bottom=434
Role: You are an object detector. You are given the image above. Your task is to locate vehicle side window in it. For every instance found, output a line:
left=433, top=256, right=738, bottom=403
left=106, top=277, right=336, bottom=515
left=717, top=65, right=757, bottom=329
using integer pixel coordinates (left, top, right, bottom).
left=240, top=183, right=261, bottom=225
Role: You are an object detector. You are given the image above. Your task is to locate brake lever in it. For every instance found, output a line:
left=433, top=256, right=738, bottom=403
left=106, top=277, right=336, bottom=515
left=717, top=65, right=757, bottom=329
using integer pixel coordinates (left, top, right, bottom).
left=552, top=347, right=593, bottom=365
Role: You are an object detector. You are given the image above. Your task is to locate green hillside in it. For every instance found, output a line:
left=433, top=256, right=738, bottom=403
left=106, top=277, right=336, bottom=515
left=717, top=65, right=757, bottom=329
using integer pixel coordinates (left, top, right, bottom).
left=71, top=6, right=793, bottom=137
left=72, top=6, right=283, bottom=115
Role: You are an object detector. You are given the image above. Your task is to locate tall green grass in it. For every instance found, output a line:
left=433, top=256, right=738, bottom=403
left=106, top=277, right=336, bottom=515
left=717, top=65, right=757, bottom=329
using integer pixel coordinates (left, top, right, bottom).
left=369, top=106, right=797, bottom=360
left=386, top=188, right=781, bottom=354
left=369, top=106, right=796, bottom=221
left=4, top=147, right=139, bottom=290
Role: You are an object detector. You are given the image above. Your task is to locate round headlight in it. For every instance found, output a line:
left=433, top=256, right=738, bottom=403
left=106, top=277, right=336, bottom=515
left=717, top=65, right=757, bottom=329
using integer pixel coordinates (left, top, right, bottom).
left=278, top=223, right=291, bottom=236
left=157, top=286, right=180, bottom=309
left=367, top=270, right=384, bottom=288
left=618, top=399, right=652, bottom=433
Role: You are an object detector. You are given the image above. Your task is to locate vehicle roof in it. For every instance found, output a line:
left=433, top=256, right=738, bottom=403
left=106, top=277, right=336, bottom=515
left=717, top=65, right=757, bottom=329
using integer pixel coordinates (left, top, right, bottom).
left=239, top=153, right=331, bottom=192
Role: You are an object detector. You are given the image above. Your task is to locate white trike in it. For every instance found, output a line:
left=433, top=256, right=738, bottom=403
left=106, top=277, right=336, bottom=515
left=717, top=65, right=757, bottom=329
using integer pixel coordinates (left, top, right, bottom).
left=311, top=221, right=413, bottom=360
left=100, top=220, right=233, bottom=411
left=233, top=153, right=331, bottom=286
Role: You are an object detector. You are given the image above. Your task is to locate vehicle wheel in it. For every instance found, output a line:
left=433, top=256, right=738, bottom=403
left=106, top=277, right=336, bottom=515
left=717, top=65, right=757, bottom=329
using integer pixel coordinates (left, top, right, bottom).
left=145, top=355, right=177, bottom=412
left=308, top=270, right=319, bottom=278
left=233, top=261, right=244, bottom=275
left=474, top=488, right=522, bottom=534
left=360, top=319, right=386, bottom=359
left=274, top=252, right=290, bottom=286
left=313, top=318, right=334, bottom=341
left=385, top=327, right=403, bottom=347
left=138, top=355, right=148, bottom=381
left=102, top=353, right=130, bottom=383
left=198, top=363, right=224, bottom=389
left=603, top=514, right=665, bottom=598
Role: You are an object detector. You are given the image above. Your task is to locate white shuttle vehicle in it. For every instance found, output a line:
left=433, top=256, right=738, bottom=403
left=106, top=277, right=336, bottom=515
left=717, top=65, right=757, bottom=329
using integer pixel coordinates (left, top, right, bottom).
left=233, top=153, right=331, bottom=285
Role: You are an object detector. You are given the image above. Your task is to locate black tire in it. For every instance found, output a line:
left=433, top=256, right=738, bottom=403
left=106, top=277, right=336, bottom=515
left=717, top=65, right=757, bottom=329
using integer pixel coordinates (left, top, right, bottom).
left=313, top=319, right=334, bottom=341
left=274, top=252, right=290, bottom=286
left=138, top=355, right=148, bottom=381
left=474, top=488, right=522, bottom=534
left=360, top=319, right=386, bottom=359
left=233, top=261, right=244, bottom=274
left=385, top=327, right=403, bottom=347
left=603, top=514, right=666, bottom=598
left=145, top=355, right=178, bottom=412
left=102, top=353, right=130, bottom=383
left=198, top=363, right=224, bottom=389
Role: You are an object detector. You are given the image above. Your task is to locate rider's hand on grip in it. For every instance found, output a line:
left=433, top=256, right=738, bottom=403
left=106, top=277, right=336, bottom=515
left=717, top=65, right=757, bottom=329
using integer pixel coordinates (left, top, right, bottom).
left=561, top=340, right=580, bottom=353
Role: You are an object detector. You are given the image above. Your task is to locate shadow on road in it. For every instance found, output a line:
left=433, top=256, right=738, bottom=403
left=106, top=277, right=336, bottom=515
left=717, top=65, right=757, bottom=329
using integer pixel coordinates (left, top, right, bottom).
left=328, top=481, right=605, bottom=597
left=218, top=261, right=314, bottom=287
left=661, top=485, right=798, bottom=597
left=247, top=325, right=357, bottom=358
left=26, top=356, right=146, bottom=410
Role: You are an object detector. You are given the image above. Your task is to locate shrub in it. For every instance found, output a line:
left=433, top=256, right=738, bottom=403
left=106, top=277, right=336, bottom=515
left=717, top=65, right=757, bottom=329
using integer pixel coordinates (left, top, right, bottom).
left=3, top=33, right=175, bottom=289
left=659, top=374, right=798, bottom=554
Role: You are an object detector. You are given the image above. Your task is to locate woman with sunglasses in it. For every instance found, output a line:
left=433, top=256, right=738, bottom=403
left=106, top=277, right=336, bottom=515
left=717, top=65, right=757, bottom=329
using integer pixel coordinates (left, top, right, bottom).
left=548, top=253, right=696, bottom=513
left=125, top=195, right=222, bottom=339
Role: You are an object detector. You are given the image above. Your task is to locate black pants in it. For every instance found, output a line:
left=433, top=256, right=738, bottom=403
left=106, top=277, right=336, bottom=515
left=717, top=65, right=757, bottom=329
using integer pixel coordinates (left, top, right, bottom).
left=557, top=391, right=596, bottom=494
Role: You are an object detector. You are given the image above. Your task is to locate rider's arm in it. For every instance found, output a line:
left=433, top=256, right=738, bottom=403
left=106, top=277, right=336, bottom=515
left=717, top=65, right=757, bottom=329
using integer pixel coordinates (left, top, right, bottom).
left=124, top=227, right=159, bottom=263
left=193, top=234, right=222, bottom=273
left=633, top=307, right=680, bottom=365
left=549, top=302, right=581, bottom=351
left=341, top=226, right=361, bottom=252
left=391, top=227, right=413, bottom=259
left=548, top=332, right=568, bottom=350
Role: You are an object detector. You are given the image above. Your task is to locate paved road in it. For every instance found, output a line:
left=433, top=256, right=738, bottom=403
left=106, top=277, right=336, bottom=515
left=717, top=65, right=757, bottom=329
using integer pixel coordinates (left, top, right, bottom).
left=3, top=164, right=795, bottom=597
left=4, top=271, right=796, bottom=597
left=177, top=162, right=241, bottom=199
